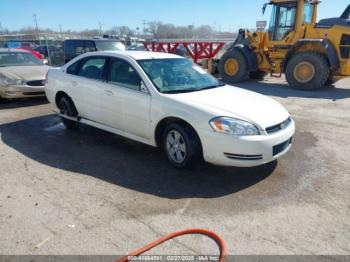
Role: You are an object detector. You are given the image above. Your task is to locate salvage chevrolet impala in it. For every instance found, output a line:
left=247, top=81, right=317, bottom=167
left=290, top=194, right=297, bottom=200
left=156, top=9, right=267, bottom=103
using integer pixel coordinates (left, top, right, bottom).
left=45, top=51, right=295, bottom=168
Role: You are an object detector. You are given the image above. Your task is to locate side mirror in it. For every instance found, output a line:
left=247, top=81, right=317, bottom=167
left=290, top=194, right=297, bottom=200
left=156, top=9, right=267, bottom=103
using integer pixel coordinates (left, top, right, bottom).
left=140, top=81, right=148, bottom=93
left=43, top=59, right=49, bottom=65
left=262, top=3, right=268, bottom=15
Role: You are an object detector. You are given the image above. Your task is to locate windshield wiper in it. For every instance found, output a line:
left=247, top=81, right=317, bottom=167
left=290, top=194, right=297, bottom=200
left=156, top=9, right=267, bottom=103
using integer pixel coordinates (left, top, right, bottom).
left=162, top=83, right=225, bottom=94
left=199, top=83, right=225, bottom=90
left=162, top=88, right=200, bottom=94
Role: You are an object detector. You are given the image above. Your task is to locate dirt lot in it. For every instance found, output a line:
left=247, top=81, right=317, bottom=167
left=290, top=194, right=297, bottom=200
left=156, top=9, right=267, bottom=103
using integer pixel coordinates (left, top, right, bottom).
left=0, top=76, right=349, bottom=257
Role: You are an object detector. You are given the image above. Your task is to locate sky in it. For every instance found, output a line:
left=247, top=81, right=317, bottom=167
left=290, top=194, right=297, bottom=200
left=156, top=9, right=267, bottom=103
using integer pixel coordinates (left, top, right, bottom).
left=0, top=0, right=349, bottom=32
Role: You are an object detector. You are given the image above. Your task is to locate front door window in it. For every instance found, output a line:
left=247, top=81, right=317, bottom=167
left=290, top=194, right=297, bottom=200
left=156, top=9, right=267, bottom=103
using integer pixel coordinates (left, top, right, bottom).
left=303, top=3, right=314, bottom=25
left=269, top=3, right=297, bottom=41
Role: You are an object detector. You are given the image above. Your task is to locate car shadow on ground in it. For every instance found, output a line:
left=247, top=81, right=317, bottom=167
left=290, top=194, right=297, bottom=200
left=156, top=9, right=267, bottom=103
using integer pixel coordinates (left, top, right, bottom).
left=222, top=78, right=350, bottom=101
left=0, top=97, right=49, bottom=110
left=0, top=114, right=277, bottom=199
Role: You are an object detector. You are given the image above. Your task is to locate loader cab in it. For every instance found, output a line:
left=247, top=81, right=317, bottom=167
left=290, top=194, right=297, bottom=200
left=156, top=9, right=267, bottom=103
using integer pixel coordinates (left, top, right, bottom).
left=265, top=0, right=317, bottom=42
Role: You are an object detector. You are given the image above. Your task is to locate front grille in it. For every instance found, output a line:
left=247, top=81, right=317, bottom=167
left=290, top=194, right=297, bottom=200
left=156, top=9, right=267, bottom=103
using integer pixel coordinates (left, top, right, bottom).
left=266, top=117, right=292, bottom=134
left=224, top=153, right=263, bottom=161
left=273, top=137, right=293, bottom=156
left=26, top=80, right=45, bottom=86
left=22, top=91, right=45, bottom=96
left=340, top=34, right=350, bottom=59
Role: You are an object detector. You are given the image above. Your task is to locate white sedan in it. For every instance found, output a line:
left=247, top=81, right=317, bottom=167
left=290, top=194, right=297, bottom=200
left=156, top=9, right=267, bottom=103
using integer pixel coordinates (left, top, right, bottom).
left=45, top=51, right=295, bottom=169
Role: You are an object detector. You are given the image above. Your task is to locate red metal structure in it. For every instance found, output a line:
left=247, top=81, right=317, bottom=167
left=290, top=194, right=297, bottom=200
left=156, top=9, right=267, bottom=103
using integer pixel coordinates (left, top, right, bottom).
left=143, top=41, right=225, bottom=64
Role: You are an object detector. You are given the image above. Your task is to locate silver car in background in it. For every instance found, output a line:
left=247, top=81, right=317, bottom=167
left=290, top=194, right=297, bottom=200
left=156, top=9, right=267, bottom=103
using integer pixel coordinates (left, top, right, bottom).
left=0, top=48, right=49, bottom=99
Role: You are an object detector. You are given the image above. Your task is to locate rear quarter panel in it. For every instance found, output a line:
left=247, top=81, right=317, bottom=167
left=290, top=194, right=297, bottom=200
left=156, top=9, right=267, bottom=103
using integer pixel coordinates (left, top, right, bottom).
left=45, top=68, right=68, bottom=108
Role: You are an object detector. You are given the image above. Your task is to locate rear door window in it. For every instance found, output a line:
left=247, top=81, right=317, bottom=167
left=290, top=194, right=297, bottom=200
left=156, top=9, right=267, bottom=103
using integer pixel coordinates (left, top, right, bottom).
left=67, top=61, right=80, bottom=75
left=78, top=57, right=107, bottom=80
left=84, top=41, right=97, bottom=52
left=65, top=40, right=82, bottom=54
left=65, top=40, right=97, bottom=56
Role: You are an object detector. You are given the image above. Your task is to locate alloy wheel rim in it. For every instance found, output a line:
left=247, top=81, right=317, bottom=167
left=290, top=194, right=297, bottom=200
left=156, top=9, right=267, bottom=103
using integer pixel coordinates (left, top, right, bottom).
left=224, top=58, right=239, bottom=76
left=60, top=101, right=68, bottom=116
left=166, top=130, right=187, bottom=163
left=293, top=61, right=315, bottom=83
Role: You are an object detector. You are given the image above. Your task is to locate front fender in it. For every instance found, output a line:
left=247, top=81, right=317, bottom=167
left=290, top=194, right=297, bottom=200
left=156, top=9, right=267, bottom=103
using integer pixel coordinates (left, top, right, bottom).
left=284, top=39, right=339, bottom=71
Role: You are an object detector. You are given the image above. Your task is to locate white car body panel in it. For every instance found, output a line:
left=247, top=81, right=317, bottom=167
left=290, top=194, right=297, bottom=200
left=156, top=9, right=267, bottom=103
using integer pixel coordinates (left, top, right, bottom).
left=46, top=51, right=295, bottom=167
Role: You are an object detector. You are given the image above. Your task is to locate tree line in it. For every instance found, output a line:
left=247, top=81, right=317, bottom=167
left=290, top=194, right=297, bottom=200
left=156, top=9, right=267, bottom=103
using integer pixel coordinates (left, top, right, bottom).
left=2, top=22, right=236, bottom=39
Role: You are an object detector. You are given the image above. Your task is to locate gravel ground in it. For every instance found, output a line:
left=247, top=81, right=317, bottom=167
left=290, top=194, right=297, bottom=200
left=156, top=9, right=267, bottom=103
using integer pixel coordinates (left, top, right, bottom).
left=0, top=76, right=349, bottom=258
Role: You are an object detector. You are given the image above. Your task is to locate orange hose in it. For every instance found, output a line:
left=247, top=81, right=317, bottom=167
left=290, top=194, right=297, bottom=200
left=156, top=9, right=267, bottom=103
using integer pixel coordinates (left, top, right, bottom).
left=117, top=228, right=227, bottom=262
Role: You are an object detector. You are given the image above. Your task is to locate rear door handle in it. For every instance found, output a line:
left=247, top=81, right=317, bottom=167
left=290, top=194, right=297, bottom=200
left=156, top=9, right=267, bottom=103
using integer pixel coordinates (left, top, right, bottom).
left=104, top=90, right=114, bottom=96
left=71, top=81, right=78, bottom=87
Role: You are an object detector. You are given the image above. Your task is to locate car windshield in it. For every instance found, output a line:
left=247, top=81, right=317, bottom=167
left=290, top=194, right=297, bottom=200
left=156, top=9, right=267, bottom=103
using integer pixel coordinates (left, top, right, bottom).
left=95, top=41, right=125, bottom=51
left=138, top=58, right=223, bottom=94
left=0, top=52, right=43, bottom=67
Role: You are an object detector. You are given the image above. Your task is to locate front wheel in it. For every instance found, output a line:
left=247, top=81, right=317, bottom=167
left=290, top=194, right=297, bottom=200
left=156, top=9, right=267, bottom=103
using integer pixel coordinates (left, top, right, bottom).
left=218, top=49, right=250, bottom=84
left=162, top=123, right=203, bottom=169
left=285, top=51, right=330, bottom=90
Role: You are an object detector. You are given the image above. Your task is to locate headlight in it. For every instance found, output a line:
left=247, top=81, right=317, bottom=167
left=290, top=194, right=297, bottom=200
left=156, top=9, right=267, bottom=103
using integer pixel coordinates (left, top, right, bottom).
left=209, top=117, right=260, bottom=136
left=0, top=74, right=26, bottom=86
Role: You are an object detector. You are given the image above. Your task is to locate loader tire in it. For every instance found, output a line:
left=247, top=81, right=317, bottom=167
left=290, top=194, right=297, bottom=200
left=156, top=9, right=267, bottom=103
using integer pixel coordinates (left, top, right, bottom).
left=285, top=51, right=329, bottom=90
left=219, top=49, right=249, bottom=84
left=325, top=74, right=337, bottom=86
left=250, top=71, right=268, bottom=80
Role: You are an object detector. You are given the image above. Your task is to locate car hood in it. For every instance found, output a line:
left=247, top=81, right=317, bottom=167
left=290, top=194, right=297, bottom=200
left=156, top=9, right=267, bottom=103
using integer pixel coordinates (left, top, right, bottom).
left=168, top=85, right=290, bottom=129
left=0, top=66, right=50, bottom=81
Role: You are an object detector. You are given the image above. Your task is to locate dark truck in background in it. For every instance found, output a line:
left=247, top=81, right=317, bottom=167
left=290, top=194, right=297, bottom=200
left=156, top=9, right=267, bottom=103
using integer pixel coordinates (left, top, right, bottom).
left=63, top=39, right=126, bottom=63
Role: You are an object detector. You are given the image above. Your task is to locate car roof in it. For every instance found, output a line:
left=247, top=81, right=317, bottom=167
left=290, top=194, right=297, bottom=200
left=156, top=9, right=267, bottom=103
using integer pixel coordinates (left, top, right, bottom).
left=0, top=48, right=29, bottom=53
left=91, top=50, right=182, bottom=60
left=64, top=39, right=121, bottom=42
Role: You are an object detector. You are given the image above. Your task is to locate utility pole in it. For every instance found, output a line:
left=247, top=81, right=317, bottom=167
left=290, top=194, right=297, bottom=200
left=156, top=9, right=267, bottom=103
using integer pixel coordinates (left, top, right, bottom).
left=142, top=20, right=149, bottom=36
left=99, top=22, right=102, bottom=37
left=0, top=22, right=3, bottom=41
left=33, top=14, right=39, bottom=40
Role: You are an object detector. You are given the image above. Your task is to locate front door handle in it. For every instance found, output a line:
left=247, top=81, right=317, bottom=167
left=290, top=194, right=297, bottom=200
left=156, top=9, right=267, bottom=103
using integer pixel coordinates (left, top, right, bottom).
left=71, top=81, right=78, bottom=87
left=104, top=90, right=114, bottom=96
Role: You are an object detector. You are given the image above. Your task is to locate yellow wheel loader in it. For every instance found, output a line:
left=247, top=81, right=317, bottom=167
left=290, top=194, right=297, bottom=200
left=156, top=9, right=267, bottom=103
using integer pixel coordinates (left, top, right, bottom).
left=218, top=0, right=350, bottom=90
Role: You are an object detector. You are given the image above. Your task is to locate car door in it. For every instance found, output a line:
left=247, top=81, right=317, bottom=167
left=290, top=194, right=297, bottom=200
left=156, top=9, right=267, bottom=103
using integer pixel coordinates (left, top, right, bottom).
left=103, top=57, right=151, bottom=139
left=65, top=56, right=108, bottom=122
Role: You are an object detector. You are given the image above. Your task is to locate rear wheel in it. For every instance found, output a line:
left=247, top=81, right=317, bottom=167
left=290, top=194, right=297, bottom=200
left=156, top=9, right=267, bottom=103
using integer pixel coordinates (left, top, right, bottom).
left=218, top=49, right=250, bottom=84
left=58, top=96, right=78, bottom=130
left=285, top=52, right=329, bottom=90
left=162, top=123, right=202, bottom=169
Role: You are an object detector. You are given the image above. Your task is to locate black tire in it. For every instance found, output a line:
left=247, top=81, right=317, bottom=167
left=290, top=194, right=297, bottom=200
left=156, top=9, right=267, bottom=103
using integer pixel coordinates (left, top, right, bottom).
left=325, top=74, right=337, bottom=86
left=285, top=51, right=330, bottom=90
left=250, top=71, right=268, bottom=80
left=162, top=123, right=203, bottom=169
left=58, top=96, right=78, bottom=130
left=218, top=49, right=250, bottom=84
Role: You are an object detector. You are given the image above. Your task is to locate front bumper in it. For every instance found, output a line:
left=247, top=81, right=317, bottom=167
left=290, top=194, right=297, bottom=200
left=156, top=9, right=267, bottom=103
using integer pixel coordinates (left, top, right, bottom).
left=198, top=120, right=295, bottom=167
left=0, top=85, right=46, bottom=99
